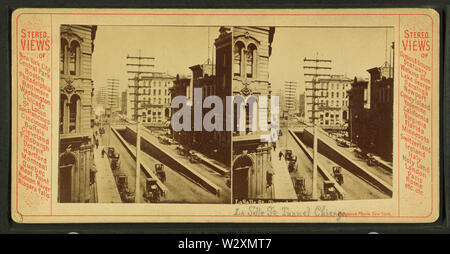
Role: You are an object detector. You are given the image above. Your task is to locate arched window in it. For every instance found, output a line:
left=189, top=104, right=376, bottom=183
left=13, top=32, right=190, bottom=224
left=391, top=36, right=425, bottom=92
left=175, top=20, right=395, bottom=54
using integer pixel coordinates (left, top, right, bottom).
left=60, top=94, right=68, bottom=133
left=234, top=42, right=244, bottom=76
left=246, top=44, right=256, bottom=78
left=69, top=95, right=81, bottom=133
left=59, top=150, right=76, bottom=203
left=60, top=39, right=68, bottom=74
left=69, top=41, right=80, bottom=75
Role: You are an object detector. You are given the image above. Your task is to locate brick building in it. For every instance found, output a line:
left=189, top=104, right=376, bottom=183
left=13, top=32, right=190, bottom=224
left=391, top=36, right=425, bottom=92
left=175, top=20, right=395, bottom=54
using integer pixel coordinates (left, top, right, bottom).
left=348, top=63, right=394, bottom=161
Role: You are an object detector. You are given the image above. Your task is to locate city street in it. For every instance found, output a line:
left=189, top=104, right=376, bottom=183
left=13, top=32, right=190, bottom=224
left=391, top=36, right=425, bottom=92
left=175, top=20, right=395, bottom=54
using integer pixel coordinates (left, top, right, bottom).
left=276, top=122, right=390, bottom=200
left=95, top=118, right=228, bottom=203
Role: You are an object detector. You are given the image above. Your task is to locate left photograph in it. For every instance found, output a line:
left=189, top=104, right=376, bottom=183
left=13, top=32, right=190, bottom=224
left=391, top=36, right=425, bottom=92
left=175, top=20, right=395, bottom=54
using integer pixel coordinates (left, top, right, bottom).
left=58, top=25, right=231, bottom=203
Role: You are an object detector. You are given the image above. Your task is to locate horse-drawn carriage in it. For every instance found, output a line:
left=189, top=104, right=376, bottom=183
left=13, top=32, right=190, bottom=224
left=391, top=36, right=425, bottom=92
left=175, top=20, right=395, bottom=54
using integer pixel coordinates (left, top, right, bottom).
left=366, top=153, right=379, bottom=167
left=176, top=145, right=190, bottom=156
left=332, top=166, right=344, bottom=185
left=106, top=147, right=120, bottom=170
left=284, top=150, right=298, bottom=172
left=116, top=173, right=135, bottom=203
left=143, top=178, right=160, bottom=203
left=155, top=163, right=166, bottom=182
left=294, top=176, right=309, bottom=201
left=320, top=180, right=343, bottom=201
left=188, top=151, right=201, bottom=163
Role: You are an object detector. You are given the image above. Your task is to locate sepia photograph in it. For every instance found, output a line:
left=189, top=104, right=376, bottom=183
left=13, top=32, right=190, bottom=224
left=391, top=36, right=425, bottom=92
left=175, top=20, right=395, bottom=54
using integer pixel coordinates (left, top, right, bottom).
left=231, top=26, right=394, bottom=203
left=58, top=25, right=231, bottom=203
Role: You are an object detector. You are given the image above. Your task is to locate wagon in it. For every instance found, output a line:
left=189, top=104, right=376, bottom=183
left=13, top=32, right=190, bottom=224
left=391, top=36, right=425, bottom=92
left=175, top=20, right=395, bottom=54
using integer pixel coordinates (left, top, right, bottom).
left=143, top=178, right=160, bottom=203
left=155, top=163, right=166, bottom=182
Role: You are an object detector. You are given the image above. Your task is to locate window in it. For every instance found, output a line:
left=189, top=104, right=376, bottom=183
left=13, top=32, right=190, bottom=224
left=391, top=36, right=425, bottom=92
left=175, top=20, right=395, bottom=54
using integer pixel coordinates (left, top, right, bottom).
left=60, top=39, right=68, bottom=74
left=68, top=95, right=80, bottom=133
left=234, top=42, right=244, bottom=76
left=246, top=44, right=256, bottom=78
left=69, top=41, right=80, bottom=75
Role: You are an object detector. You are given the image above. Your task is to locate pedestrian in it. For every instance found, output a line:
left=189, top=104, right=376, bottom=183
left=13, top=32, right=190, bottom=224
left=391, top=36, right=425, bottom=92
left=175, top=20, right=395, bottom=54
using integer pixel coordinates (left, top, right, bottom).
left=101, top=148, right=105, bottom=158
left=95, top=138, right=99, bottom=149
left=279, top=150, right=283, bottom=160
left=273, top=142, right=276, bottom=151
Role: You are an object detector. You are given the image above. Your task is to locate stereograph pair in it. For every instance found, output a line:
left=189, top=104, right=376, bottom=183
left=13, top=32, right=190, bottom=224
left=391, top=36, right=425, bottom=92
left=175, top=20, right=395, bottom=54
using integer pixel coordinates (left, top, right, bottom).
left=10, top=8, right=439, bottom=223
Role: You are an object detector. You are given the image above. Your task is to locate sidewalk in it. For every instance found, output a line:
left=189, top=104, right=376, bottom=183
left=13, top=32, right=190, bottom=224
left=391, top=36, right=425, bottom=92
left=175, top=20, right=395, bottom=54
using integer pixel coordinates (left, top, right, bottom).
left=94, top=145, right=122, bottom=203
left=270, top=146, right=298, bottom=200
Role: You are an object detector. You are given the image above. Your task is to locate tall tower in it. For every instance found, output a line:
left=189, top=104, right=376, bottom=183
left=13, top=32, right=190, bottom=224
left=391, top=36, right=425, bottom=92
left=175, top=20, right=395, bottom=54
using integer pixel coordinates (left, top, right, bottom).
left=59, top=25, right=97, bottom=203
left=284, top=81, right=297, bottom=114
left=303, top=55, right=332, bottom=125
left=231, top=27, right=276, bottom=201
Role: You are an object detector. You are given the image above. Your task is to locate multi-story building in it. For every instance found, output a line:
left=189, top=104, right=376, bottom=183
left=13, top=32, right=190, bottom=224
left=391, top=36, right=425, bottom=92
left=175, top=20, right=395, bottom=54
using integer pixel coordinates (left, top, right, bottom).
left=59, top=25, right=97, bottom=203
left=170, top=74, right=192, bottom=146
left=95, top=86, right=107, bottom=107
left=121, top=91, right=127, bottom=116
left=127, top=72, right=175, bottom=124
left=298, top=93, right=305, bottom=117
left=170, top=57, right=231, bottom=166
left=230, top=26, right=276, bottom=200
left=283, top=81, right=297, bottom=114
left=306, top=74, right=352, bottom=128
left=348, top=62, right=394, bottom=161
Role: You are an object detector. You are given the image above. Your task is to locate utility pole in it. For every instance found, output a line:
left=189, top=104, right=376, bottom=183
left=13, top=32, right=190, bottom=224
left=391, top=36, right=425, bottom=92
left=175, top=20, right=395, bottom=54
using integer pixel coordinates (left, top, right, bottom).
left=126, top=51, right=155, bottom=203
left=303, top=54, right=332, bottom=200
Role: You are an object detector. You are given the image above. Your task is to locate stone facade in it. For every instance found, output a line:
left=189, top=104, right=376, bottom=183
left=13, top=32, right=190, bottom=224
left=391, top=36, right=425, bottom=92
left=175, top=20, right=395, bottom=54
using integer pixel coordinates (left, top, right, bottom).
left=127, top=72, right=175, bottom=124
left=231, top=27, right=276, bottom=200
left=59, top=25, right=97, bottom=203
left=313, top=75, right=352, bottom=128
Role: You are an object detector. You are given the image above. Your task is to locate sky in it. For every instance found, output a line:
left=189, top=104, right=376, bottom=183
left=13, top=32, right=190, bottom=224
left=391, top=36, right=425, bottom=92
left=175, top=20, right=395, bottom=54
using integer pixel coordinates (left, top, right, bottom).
left=92, top=26, right=220, bottom=94
left=269, top=27, right=395, bottom=94
left=91, top=26, right=394, bottom=97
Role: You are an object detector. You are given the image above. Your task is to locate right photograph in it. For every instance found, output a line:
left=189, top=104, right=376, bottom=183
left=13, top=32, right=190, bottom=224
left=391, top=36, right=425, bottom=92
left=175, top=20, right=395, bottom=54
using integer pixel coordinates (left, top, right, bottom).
left=231, top=26, right=394, bottom=203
